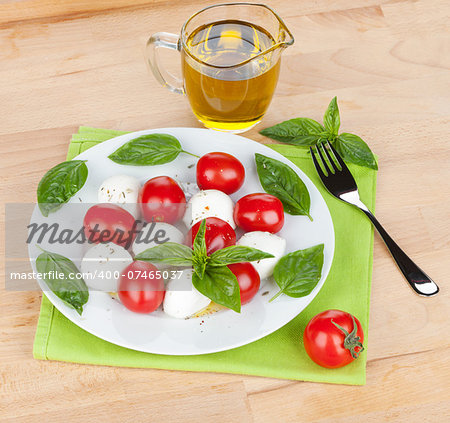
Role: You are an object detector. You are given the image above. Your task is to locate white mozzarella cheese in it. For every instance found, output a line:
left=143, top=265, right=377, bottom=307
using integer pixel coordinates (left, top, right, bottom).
left=80, top=242, right=133, bottom=292
left=237, top=231, right=286, bottom=280
left=163, top=269, right=211, bottom=319
left=183, top=189, right=235, bottom=228
left=98, top=175, right=140, bottom=218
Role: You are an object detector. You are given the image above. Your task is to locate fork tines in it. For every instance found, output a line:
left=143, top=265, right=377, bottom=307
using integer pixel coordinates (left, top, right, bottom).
left=310, top=141, right=344, bottom=177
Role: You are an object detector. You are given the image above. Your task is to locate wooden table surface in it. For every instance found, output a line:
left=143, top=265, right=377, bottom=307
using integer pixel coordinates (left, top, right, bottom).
left=1, top=0, right=449, bottom=421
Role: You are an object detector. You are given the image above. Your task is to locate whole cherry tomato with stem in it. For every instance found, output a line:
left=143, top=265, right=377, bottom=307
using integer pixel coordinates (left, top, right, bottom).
left=303, top=309, right=364, bottom=368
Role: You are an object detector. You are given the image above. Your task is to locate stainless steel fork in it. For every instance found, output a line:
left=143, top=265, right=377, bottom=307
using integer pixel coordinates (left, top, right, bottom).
left=310, top=141, right=439, bottom=297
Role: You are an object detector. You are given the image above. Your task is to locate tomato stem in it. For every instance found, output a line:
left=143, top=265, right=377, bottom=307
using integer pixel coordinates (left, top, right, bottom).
left=331, top=315, right=364, bottom=359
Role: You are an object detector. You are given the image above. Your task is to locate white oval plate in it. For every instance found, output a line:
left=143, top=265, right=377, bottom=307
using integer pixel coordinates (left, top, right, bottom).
left=29, top=128, right=334, bottom=355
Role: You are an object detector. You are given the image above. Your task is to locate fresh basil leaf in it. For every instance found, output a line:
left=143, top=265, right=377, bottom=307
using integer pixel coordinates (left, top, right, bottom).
left=260, top=118, right=325, bottom=145
left=36, top=249, right=89, bottom=315
left=108, top=134, right=183, bottom=166
left=37, top=160, right=88, bottom=217
left=255, top=153, right=312, bottom=220
left=336, top=133, right=378, bottom=170
left=208, top=245, right=273, bottom=267
left=323, top=96, right=340, bottom=137
left=135, top=242, right=193, bottom=266
left=192, top=260, right=207, bottom=280
left=271, top=244, right=324, bottom=301
left=290, top=134, right=325, bottom=146
left=192, top=220, right=207, bottom=259
left=192, top=219, right=208, bottom=278
left=192, top=265, right=241, bottom=313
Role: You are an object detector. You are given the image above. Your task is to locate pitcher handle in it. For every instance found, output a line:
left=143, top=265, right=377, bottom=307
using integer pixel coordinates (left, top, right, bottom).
left=145, top=32, right=185, bottom=94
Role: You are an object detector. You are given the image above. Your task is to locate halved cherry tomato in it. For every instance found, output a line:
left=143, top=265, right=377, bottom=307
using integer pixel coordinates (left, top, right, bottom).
left=118, top=261, right=165, bottom=313
left=140, top=176, right=186, bottom=223
left=303, top=309, right=364, bottom=368
left=228, top=262, right=260, bottom=305
left=83, top=203, right=136, bottom=248
left=233, top=193, right=284, bottom=233
left=186, top=217, right=236, bottom=255
left=196, top=152, right=245, bottom=194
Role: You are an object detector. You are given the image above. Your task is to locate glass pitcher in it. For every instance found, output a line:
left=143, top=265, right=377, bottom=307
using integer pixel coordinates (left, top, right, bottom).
left=146, top=3, right=294, bottom=133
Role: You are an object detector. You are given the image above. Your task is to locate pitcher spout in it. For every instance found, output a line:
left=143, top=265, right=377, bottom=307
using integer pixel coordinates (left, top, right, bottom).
left=247, top=4, right=294, bottom=58
left=270, top=6, right=294, bottom=49
left=277, top=25, right=294, bottom=49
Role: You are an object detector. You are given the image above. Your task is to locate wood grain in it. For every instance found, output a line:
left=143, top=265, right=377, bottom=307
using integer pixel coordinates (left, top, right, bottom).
left=1, top=0, right=450, bottom=421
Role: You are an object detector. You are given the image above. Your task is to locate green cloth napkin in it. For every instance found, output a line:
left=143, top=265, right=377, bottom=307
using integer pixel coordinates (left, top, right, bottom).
left=33, top=126, right=377, bottom=385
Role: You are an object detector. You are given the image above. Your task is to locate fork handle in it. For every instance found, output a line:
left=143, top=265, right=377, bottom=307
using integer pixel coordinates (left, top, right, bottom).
left=362, top=210, right=439, bottom=296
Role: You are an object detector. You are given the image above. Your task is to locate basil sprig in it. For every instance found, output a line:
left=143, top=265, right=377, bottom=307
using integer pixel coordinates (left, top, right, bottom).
left=37, top=160, right=88, bottom=217
left=134, top=219, right=273, bottom=312
left=108, top=133, right=198, bottom=166
left=255, top=153, right=312, bottom=220
left=270, top=244, right=324, bottom=301
left=260, top=97, right=377, bottom=170
left=36, top=248, right=89, bottom=315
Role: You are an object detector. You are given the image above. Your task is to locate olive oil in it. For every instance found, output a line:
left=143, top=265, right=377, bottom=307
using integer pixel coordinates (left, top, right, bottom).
left=182, top=20, right=280, bottom=132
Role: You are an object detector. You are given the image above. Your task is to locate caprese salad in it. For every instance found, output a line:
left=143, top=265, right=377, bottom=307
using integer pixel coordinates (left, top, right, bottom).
left=35, top=134, right=324, bottom=318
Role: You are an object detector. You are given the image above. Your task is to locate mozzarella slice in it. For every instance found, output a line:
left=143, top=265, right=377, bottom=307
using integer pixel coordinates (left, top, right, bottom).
left=163, top=269, right=211, bottom=319
left=132, top=222, right=184, bottom=269
left=183, top=189, right=235, bottom=228
left=237, top=231, right=286, bottom=280
left=80, top=242, right=133, bottom=292
left=98, top=175, right=140, bottom=218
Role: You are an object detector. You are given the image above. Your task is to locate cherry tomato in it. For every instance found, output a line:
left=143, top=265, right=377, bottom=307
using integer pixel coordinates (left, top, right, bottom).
left=83, top=203, right=136, bottom=248
left=186, top=217, right=236, bottom=255
left=140, top=176, right=186, bottom=223
left=196, top=152, right=245, bottom=194
left=233, top=193, right=284, bottom=233
left=118, top=261, right=165, bottom=313
left=303, top=309, right=364, bottom=369
left=227, top=262, right=260, bottom=305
